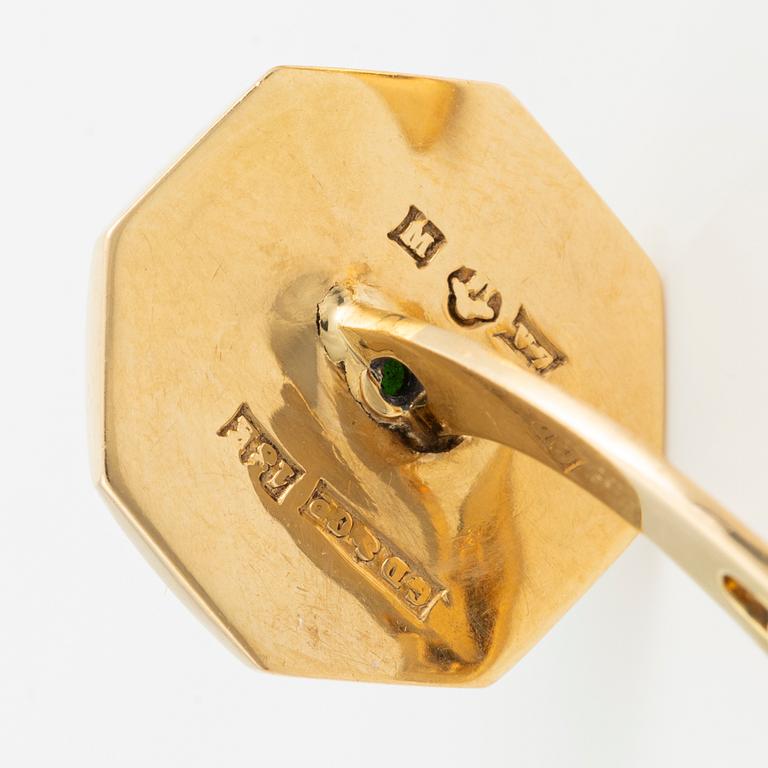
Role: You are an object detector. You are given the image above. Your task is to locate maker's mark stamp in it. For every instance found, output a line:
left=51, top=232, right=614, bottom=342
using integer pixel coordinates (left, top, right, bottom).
left=299, top=479, right=449, bottom=621
left=219, top=405, right=449, bottom=622
left=494, top=306, right=566, bottom=375
left=387, top=205, right=446, bottom=268
left=217, top=403, right=304, bottom=503
left=447, top=266, right=502, bottom=327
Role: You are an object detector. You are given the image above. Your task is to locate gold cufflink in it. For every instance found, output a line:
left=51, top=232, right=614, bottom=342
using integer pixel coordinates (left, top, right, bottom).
left=90, top=66, right=767, bottom=686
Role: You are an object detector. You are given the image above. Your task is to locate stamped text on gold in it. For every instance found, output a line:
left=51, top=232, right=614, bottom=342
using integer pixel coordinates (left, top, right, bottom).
left=217, top=403, right=304, bottom=503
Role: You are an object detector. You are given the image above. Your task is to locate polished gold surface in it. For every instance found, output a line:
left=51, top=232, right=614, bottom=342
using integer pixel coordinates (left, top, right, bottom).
left=91, top=66, right=675, bottom=684
left=321, top=288, right=768, bottom=652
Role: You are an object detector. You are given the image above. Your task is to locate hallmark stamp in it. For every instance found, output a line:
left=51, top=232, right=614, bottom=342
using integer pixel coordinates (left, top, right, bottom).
left=387, top=205, right=446, bottom=267
left=217, top=403, right=304, bottom=503
left=299, top=479, right=449, bottom=621
left=494, top=306, right=566, bottom=375
left=447, top=266, right=502, bottom=327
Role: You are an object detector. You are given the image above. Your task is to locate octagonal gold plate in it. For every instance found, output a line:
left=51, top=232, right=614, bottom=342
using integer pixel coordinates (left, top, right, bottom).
left=90, top=67, right=665, bottom=685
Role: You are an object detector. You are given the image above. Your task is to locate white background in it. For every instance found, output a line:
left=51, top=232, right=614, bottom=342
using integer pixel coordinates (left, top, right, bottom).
left=2, top=1, right=767, bottom=766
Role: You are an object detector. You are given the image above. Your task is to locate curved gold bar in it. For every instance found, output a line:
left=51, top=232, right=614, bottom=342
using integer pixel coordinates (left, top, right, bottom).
left=327, top=290, right=768, bottom=651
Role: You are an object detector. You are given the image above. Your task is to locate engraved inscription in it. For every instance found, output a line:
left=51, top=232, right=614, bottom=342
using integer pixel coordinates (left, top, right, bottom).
left=387, top=205, right=446, bottom=267
left=494, top=306, right=566, bottom=375
left=447, top=266, right=502, bottom=327
left=299, top=479, right=449, bottom=621
left=529, top=419, right=585, bottom=474
left=217, top=403, right=304, bottom=503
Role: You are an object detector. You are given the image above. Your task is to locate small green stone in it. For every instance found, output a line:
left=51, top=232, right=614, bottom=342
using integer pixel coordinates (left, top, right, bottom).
left=379, top=358, right=406, bottom=397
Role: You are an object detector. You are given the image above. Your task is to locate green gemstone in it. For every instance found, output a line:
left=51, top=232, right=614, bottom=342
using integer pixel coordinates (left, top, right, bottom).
left=379, top=358, right=407, bottom=397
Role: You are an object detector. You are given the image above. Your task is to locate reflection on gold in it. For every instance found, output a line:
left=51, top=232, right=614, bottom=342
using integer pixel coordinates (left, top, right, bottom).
left=352, top=72, right=458, bottom=150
